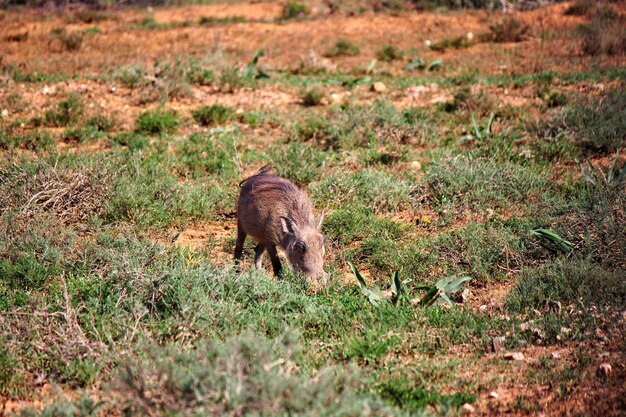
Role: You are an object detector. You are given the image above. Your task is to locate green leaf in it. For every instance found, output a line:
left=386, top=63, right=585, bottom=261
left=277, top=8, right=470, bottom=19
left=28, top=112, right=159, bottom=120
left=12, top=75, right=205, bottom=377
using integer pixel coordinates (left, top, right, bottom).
left=437, top=292, right=454, bottom=306
left=486, top=112, right=495, bottom=135
left=390, top=271, right=402, bottom=305
left=404, top=56, right=426, bottom=71
left=615, top=160, right=626, bottom=184
left=243, top=48, right=266, bottom=78
left=427, top=59, right=443, bottom=71
left=347, top=261, right=367, bottom=289
left=532, top=228, right=573, bottom=253
left=443, top=275, right=472, bottom=294
left=418, top=285, right=439, bottom=307
left=366, top=59, right=377, bottom=74
left=471, top=114, right=481, bottom=140
left=435, top=275, right=454, bottom=290
left=576, top=159, right=595, bottom=185
left=608, top=149, right=620, bottom=183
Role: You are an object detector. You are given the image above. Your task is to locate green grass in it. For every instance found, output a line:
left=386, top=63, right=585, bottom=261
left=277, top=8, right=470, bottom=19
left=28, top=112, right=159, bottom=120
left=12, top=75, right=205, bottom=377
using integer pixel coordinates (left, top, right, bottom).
left=135, top=108, right=179, bottom=135
left=378, top=44, right=404, bottom=62
left=311, top=168, right=418, bottom=213
left=426, top=156, right=549, bottom=212
left=45, top=93, right=84, bottom=127
left=191, top=104, right=235, bottom=126
left=2, top=8, right=626, bottom=415
left=281, top=1, right=309, bottom=19
left=0, top=130, right=54, bottom=151
left=325, top=38, right=360, bottom=57
left=300, top=86, right=326, bottom=106
left=562, top=88, right=626, bottom=153
left=507, top=258, right=626, bottom=313
left=199, top=15, right=246, bottom=25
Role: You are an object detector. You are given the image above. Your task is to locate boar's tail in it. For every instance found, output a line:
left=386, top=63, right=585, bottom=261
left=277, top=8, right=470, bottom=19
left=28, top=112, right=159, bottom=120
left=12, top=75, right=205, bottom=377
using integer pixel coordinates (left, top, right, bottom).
left=239, top=165, right=272, bottom=187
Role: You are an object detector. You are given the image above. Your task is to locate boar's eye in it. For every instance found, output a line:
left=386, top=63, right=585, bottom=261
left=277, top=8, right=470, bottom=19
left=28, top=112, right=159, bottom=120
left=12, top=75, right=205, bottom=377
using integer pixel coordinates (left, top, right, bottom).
left=295, top=241, right=306, bottom=254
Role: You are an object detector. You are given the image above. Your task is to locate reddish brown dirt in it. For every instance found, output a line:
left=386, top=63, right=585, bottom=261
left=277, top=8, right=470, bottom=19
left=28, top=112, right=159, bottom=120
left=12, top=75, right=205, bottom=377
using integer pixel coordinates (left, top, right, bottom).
left=1, top=2, right=624, bottom=76
left=1, top=1, right=625, bottom=416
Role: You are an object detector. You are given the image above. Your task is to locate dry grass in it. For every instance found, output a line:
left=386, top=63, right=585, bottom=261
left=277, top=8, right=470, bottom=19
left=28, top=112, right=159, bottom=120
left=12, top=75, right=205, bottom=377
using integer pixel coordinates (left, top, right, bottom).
left=14, top=162, right=112, bottom=224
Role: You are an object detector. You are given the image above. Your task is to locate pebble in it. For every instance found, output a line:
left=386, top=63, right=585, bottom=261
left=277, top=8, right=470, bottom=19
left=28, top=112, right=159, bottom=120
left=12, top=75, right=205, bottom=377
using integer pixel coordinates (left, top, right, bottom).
left=462, top=403, right=476, bottom=413
left=371, top=82, right=387, bottom=93
left=551, top=352, right=561, bottom=360
left=504, top=352, right=524, bottom=361
left=489, top=391, right=499, bottom=399
left=492, top=336, right=506, bottom=353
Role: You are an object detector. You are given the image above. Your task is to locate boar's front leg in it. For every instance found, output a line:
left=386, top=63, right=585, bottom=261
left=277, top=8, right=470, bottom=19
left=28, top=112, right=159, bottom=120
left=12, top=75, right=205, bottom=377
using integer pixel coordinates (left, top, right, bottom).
left=266, top=244, right=282, bottom=277
left=254, top=244, right=266, bottom=269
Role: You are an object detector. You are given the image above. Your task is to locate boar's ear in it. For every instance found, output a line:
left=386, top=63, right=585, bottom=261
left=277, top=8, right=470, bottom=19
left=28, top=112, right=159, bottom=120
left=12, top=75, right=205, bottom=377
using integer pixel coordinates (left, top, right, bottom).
left=280, top=216, right=298, bottom=235
left=315, top=210, right=325, bottom=229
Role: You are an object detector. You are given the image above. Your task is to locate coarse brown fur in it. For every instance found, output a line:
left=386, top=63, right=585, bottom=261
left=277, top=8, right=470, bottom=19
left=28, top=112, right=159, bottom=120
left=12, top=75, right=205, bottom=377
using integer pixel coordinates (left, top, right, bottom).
left=235, top=166, right=326, bottom=284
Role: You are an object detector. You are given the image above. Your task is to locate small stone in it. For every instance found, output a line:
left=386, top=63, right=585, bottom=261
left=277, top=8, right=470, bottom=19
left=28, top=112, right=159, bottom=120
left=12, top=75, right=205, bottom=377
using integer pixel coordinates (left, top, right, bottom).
left=1, top=109, right=8, bottom=117
left=371, top=82, right=387, bottom=93
left=460, top=288, right=470, bottom=301
left=407, top=85, right=429, bottom=96
left=492, top=336, right=506, bottom=353
left=504, top=352, right=524, bottom=361
left=235, top=108, right=244, bottom=115
left=467, top=32, right=474, bottom=40
left=43, top=85, right=50, bottom=94
left=410, top=160, right=422, bottom=171
left=462, top=403, right=476, bottom=413
left=551, top=352, right=561, bottom=360
left=595, top=328, right=608, bottom=343
left=597, top=363, right=612, bottom=378
left=429, top=95, right=450, bottom=104
left=488, top=391, right=499, bottom=399
left=424, top=39, right=432, bottom=47
left=479, top=305, right=488, bottom=313
left=109, top=85, right=117, bottom=93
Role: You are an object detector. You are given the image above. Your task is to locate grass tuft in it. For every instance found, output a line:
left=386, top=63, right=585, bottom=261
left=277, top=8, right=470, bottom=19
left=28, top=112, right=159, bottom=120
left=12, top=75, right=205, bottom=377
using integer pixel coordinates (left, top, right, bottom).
left=191, top=104, right=235, bottom=126
left=300, top=86, right=326, bottom=106
left=377, top=44, right=404, bottom=61
left=325, top=38, right=360, bottom=57
left=45, top=93, right=84, bottom=127
left=135, top=108, right=179, bottom=135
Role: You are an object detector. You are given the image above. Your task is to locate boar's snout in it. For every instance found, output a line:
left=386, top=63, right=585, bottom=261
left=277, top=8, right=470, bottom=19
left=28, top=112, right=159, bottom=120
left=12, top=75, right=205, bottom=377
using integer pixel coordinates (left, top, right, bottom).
left=280, top=216, right=326, bottom=283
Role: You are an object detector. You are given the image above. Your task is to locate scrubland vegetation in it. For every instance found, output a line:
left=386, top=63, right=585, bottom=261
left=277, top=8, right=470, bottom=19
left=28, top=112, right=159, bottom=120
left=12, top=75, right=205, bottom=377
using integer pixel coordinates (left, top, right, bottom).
left=0, top=0, right=624, bottom=415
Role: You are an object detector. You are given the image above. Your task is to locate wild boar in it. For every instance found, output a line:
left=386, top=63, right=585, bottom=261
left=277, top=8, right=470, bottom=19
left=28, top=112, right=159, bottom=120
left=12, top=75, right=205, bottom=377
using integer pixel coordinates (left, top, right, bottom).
left=234, top=166, right=327, bottom=284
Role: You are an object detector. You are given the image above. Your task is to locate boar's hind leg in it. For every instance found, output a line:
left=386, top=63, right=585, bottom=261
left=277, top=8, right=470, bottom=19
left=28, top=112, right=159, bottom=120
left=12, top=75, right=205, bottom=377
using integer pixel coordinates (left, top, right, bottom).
left=234, top=225, right=246, bottom=266
left=267, top=245, right=282, bottom=277
left=254, top=244, right=266, bottom=269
